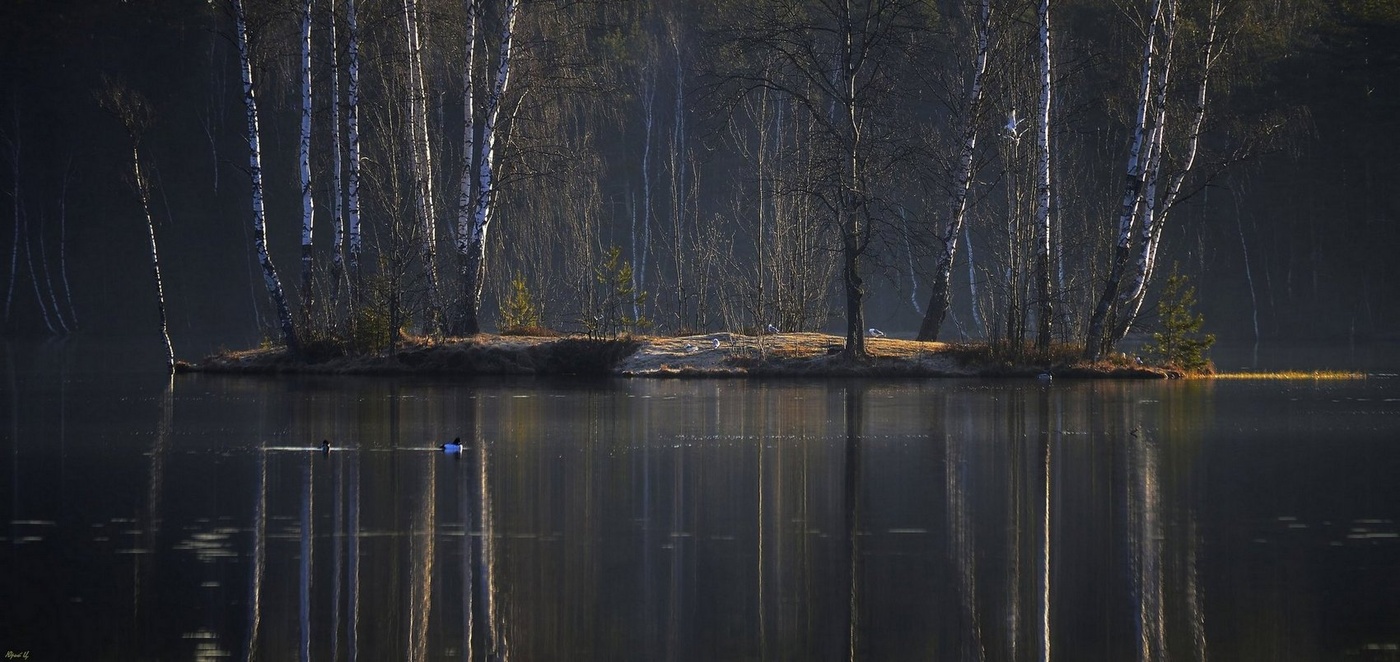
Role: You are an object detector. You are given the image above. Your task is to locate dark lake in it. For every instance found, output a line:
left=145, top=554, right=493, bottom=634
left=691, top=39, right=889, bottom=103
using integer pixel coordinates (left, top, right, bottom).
left=3, top=339, right=1400, bottom=661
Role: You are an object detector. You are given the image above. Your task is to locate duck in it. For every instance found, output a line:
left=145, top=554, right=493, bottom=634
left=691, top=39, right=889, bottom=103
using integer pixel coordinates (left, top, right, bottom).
left=321, top=439, right=331, bottom=455
left=441, top=437, right=464, bottom=453
left=1037, top=371, right=1053, bottom=383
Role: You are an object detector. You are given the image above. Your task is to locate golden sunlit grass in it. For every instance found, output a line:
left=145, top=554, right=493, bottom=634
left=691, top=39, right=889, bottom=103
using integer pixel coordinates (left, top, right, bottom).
left=1212, top=370, right=1367, bottom=380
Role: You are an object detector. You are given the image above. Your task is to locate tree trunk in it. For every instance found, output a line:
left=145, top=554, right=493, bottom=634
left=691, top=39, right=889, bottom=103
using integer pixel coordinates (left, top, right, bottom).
left=453, top=0, right=478, bottom=335
left=329, top=0, right=346, bottom=306
left=1083, top=0, right=1164, bottom=360
left=401, top=0, right=442, bottom=334
left=1034, top=0, right=1053, bottom=352
left=235, top=0, right=299, bottom=353
left=917, top=0, right=991, bottom=342
left=298, top=0, right=316, bottom=325
left=345, top=0, right=362, bottom=303
left=460, top=0, right=519, bottom=336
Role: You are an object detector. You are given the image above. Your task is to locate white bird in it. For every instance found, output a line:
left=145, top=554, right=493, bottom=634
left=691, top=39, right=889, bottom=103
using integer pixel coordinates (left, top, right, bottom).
left=765, top=324, right=779, bottom=334
left=867, top=328, right=886, bottom=338
left=711, top=338, right=721, bottom=349
left=1004, top=108, right=1026, bottom=143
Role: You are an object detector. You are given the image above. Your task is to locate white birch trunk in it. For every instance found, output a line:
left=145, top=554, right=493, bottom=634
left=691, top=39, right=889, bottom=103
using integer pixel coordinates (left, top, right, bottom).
left=329, top=0, right=345, bottom=295
left=401, top=0, right=442, bottom=333
left=1034, top=0, right=1053, bottom=351
left=460, top=0, right=519, bottom=335
left=916, top=0, right=991, bottom=341
left=298, top=0, right=316, bottom=317
left=1114, top=0, right=1218, bottom=341
left=235, top=0, right=299, bottom=352
left=668, top=25, right=687, bottom=328
left=635, top=69, right=656, bottom=324
left=1083, top=0, right=1164, bottom=359
left=454, top=0, right=478, bottom=334
left=346, top=0, right=362, bottom=296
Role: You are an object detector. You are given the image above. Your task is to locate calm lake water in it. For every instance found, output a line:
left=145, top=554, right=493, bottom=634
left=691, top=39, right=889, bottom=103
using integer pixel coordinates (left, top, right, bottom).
left=3, top=339, right=1400, bottom=661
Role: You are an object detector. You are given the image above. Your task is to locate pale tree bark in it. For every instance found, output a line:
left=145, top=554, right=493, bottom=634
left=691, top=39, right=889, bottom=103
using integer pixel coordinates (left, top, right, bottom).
left=1083, top=0, right=1165, bottom=360
left=459, top=0, right=520, bottom=335
left=346, top=0, right=363, bottom=301
left=329, top=0, right=346, bottom=304
left=234, top=0, right=299, bottom=352
left=453, top=0, right=478, bottom=333
left=1113, top=0, right=1220, bottom=339
left=917, top=0, right=992, bottom=342
left=298, top=0, right=316, bottom=323
left=1034, top=0, right=1053, bottom=352
left=1083, top=0, right=1220, bottom=358
left=100, top=81, right=173, bottom=371
left=401, top=0, right=443, bottom=333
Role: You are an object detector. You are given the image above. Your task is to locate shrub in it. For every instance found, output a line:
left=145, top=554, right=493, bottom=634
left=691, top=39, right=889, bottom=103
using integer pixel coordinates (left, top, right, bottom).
left=1143, top=265, right=1215, bottom=373
left=499, top=274, right=542, bottom=333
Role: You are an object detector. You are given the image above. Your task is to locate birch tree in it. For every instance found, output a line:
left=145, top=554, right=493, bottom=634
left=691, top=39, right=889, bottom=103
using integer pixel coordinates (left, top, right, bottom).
left=457, top=0, right=520, bottom=336
left=916, top=0, right=993, bottom=342
left=298, top=0, right=316, bottom=323
left=345, top=0, right=363, bottom=301
left=401, top=0, right=443, bottom=334
left=1083, top=0, right=1223, bottom=359
left=1033, top=0, right=1053, bottom=351
left=233, top=0, right=299, bottom=352
left=100, top=80, right=174, bottom=372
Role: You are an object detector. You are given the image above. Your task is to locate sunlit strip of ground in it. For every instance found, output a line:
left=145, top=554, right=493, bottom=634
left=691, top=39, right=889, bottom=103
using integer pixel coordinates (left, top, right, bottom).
left=1211, top=370, right=1368, bottom=380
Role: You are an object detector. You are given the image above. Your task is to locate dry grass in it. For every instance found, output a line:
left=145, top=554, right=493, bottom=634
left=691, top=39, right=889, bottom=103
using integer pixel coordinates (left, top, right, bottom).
left=1213, top=370, right=1367, bottom=380
left=185, top=332, right=1183, bottom=380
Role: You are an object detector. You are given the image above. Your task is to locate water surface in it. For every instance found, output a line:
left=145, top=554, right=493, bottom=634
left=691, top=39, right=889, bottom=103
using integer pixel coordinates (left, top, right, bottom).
left=3, top=340, right=1399, bottom=660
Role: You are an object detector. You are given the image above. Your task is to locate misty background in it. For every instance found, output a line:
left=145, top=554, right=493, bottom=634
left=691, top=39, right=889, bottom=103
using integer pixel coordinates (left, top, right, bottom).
left=1, top=0, right=1396, bottom=359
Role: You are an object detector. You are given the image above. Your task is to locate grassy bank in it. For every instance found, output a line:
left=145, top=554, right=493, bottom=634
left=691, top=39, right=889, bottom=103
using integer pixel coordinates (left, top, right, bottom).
left=178, top=332, right=1182, bottom=379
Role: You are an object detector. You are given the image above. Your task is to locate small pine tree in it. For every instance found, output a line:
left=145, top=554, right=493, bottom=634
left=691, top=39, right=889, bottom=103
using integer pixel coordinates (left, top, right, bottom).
left=499, top=275, right=541, bottom=332
left=586, top=246, right=651, bottom=339
left=1144, top=265, right=1215, bottom=373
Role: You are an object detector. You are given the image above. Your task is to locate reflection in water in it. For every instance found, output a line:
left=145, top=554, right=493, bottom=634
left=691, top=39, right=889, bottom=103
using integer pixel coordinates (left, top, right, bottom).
left=8, top=360, right=1400, bottom=660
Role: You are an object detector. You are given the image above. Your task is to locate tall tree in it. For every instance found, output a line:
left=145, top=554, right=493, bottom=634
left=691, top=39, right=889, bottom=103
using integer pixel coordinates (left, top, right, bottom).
left=916, top=0, right=994, bottom=342
left=721, top=0, right=927, bottom=358
left=1083, top=0, right=1223, bottom=359
left=298, top=0, right=316, bottom=325
left=401, top=0, right=443, bottom=333
left=458, top=0, right=520, bottom=336
left=1034, top=0, right=1053, bottom=351
left=100, top=80, right=174, bottom=373
left=233, top=0, right=299, bottom=352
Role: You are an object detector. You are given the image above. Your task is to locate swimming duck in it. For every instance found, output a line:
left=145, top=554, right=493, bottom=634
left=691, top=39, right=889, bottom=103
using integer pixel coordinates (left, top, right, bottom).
left=321, top=439, right=331, bottom=455
left=441, top=437, right=464, bottom=453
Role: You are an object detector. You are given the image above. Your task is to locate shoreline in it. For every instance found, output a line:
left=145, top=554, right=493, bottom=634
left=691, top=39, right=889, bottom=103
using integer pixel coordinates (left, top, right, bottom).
left=175, top=332, right=1180, bottom=379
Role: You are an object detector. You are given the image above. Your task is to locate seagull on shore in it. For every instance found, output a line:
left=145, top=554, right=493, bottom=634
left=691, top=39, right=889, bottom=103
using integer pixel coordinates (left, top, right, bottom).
left=711, top=338, right=721, bottom=349
left=867, top=328, right=886, bottom=338
left=683, top=343, right=699, bottom=353
left=765, top=324, right=779, bottom=334
left=441, top=437, right=464, bottom=453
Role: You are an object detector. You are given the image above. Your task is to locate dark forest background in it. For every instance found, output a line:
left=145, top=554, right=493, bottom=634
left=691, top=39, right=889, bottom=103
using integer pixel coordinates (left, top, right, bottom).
left=1, top=0, right=1396, bottom=358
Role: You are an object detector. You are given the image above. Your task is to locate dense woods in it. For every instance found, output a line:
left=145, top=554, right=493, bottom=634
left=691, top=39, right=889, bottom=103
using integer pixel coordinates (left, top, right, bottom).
left=0, top=0, right=1397, bottom=356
